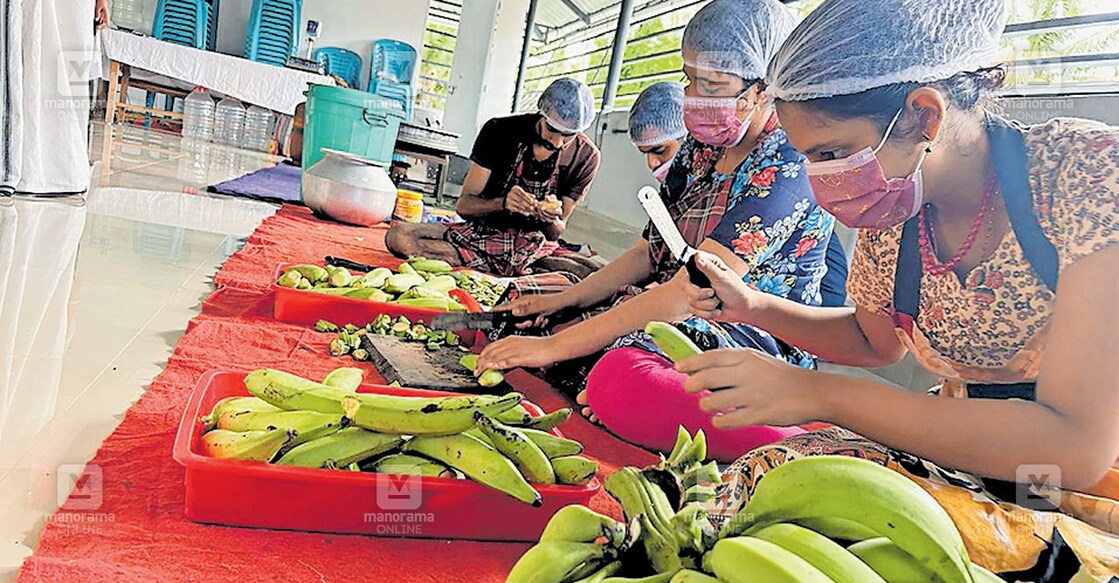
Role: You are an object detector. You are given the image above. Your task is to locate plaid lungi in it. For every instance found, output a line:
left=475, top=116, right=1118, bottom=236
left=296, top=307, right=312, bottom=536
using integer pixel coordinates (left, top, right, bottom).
left=444, top=221, right=559, bottom=277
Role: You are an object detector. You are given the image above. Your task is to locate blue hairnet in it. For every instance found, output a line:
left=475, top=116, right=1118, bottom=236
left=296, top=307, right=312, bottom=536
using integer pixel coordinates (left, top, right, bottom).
left=681, top=0, right=796, bottom=81
left=538, top=78, right=596, bottom=134
left=628, top=82, right=687, bottom=147
left=768, top=0, right=1007, bottom=101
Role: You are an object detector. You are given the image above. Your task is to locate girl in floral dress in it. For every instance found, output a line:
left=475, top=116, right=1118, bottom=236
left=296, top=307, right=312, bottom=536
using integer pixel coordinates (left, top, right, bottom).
left=477, top=0, right=839, bottom=461
left=679, top=0, right=1119, bottom=576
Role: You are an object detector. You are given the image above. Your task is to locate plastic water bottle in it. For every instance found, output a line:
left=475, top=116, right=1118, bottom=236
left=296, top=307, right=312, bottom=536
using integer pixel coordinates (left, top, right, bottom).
left=213, top=97, right=246, bottom=147
left=111, top=0, right=145, bottom=31
left=182, top=87, right=215, bottom=142
left=243, top=106, right=276, bottom=152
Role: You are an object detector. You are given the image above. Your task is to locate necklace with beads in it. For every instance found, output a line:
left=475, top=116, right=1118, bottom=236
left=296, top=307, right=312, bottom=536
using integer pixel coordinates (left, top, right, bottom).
left=917, top=172, right=999, bottom=276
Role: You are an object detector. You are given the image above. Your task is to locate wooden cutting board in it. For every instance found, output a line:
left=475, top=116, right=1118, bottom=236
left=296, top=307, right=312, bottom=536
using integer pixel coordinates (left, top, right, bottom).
left=361, top=335, right=486, bottom=392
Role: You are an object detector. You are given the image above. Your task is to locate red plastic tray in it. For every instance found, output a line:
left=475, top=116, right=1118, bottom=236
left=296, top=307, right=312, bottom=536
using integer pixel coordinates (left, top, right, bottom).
left=272, top=261, right=484, bottom=327
left=172, top=371, right=600, bottom=541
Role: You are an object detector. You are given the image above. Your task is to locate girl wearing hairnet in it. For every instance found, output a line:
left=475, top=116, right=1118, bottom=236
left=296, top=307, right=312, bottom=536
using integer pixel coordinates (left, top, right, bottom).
left=681, top=0, right=1119, bottom=574
left=478, top=0, right=840, bottom=462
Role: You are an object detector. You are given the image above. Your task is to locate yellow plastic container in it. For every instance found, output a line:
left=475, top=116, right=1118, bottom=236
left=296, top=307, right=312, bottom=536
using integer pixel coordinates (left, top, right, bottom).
left=393, top=189, right=425, bottom=223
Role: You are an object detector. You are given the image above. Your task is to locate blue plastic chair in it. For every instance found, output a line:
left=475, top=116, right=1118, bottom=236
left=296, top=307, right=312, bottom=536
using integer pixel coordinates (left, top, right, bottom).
left=315, top=47, right=363, bottom=89
left=368, top=39, right=417, bottom=90
left=153, top=0, right=208, bottom=49
left=244, top=0, right=302, bottom=67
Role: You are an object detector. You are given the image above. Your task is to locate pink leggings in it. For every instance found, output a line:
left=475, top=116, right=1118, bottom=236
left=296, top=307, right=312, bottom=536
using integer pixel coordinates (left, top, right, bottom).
left=585, top=348, right=806, bottom=462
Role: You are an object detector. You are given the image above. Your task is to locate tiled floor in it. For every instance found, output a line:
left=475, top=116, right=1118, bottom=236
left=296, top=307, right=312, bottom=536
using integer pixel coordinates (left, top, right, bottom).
left=0, top=123, right=932, bottom=580
left=0, top=124, right=280, bottom=579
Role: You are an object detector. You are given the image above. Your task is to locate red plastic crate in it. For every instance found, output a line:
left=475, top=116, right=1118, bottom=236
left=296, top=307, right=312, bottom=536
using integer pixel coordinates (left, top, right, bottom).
left=172, top=371, right=600, bottom=541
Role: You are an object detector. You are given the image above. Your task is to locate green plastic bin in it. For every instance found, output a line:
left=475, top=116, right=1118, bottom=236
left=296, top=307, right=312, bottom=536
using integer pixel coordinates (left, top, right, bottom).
left=301, top=84, right=407, bottom=170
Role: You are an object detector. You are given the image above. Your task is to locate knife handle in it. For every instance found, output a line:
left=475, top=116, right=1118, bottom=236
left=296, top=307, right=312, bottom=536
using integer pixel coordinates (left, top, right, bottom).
left=324, top=256, right=376, bottom=273
left=684, top=254, right=712, bottom=289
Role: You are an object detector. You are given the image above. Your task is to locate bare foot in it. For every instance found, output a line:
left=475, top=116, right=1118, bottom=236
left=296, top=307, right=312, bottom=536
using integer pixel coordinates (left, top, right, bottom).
left=576, top=390, right=601, bottom=425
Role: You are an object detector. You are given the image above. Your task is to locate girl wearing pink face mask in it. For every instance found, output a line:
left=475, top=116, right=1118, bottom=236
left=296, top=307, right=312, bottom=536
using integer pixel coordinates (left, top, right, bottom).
left=477, top=0, right=844, bottom=463
left=679, top=0, right=1119, bottom=572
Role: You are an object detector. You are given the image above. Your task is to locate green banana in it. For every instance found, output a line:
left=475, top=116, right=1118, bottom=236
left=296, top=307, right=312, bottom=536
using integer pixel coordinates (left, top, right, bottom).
left=384, top=273, right=426, bottom=294
left=575, top=561, right=623, bottom=583
left=540, top=504, right=627, bottom=547
left=751, top=523, right=887, bottom=583
left=494, top=405, right=573, bottom=431
left=420, top=274, right=457, bottom=292
left=475, top=414, right=555, bottom=484
left=405, top=433, right=542, bottom=506
left=666, top=426, right=692, bottom=466
left=505, top=541, right=614, bottom=583
left=200, top=396, right=280, bottom=430
left=668, top=571, right=719, bottom=583
left=682, top=484, right=716, bottom=505
left=287, top=264, right=330, bottom=283
left=601, top=572, right=678, bottom=583
left=458, top=354, right=506, bottom=387
left=322, top=367, right=364, bottom=391
left=605, top=468, right=681, bottom=573
left=681, top=461, right=721, bottom=490
left=668, top=503, right=713, bottom=556
left=329, top=268, right=355, bottom=287
left=702, top=537, right=834, bottom=583
left=201, top=428, right=295, bottom=462
left=552, top=455, right=599, bottom=486
left=970, top=564, right=1004, bottom=583
left=274, top=427, right=403, bottom=468
left=408, top=257, right=453, bottom=274
left=277, top=269, right=304, bottom=288
left=644, top=322, right=702, bottom=363
left=394, top=297, right=453, bottom=310
left=369, top=453, right=458, bottom=478
left=401, top=286, right=446, bottom=300
left=723, top=456, right=974, bottom=583
left=216, top=409, right=344, bottom=446
left=796, top=516, right=879, bottom=543
left=244, top=369, right=354, bottom=414
left=523, top=408, right=574, bottom=431
left=522, top=428, right=583, bottom=458
left=357, top=267, right=392, bottom=288
left=669, top=429, right=706, bottom=468
left=346, top=288, right=391, bottom=302
left=341, top=392, right=523, bottom=435
left=398, top=262, right=418, bottom=275
left=848, top=537, right=935, bottom=583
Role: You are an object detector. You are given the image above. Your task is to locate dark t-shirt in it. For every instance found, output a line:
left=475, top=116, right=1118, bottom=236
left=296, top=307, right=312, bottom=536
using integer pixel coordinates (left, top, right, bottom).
left=469, top=113, right=601, bottom=204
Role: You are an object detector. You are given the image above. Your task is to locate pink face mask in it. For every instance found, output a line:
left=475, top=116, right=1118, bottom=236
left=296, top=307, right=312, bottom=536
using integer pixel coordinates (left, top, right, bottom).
left=683, top=90, right=756, bottom=148
left=651, top=156, right=675, bottom=183
left=804, top=109, right=929, bottom=229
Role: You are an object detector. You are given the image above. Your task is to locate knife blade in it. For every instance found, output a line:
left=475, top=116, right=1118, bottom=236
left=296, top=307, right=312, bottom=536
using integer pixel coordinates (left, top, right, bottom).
left=431, top=311, right=532, bottom=331
left=637, top=186, right=712, bottom=288
left=324, top=256, right=377, bottom=273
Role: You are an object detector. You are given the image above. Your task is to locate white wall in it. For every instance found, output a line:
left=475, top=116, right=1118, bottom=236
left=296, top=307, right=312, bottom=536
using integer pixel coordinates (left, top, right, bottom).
left=440, top=0, right=502, bottom=153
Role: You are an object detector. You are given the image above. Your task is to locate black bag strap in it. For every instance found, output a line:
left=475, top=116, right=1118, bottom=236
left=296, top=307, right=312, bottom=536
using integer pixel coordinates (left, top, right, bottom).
left=893, top=115, right=1059, bottom=318
left=986, top=113, right=1060, bottom=292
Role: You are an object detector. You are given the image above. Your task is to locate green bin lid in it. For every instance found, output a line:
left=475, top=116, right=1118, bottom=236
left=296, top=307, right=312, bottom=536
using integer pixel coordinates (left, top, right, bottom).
left=305, top=83, right=406, bottom=119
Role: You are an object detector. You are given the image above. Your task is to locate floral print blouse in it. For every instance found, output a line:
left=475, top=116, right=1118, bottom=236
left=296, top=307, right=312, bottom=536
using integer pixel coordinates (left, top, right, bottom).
left=848, top=118, right=1119, bottom=384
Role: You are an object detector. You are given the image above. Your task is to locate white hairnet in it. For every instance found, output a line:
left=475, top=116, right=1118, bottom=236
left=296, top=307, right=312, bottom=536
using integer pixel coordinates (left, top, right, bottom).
left=628, top=82, right=688, bottom=147
left=681, top=0, right=796, bottom=81
left=768, top=0, right=1008, bottom=101
left=538, top=78, right=596, bottom=134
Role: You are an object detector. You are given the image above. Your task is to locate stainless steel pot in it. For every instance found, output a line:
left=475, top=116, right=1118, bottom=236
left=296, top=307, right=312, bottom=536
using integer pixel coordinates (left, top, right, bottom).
left=301, top=148, right=397, bottom=226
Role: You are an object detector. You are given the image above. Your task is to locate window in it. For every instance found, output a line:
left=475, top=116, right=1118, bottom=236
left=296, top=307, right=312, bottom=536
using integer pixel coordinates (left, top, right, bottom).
left=417, top=0, right=461, bottom=112
left=1002, top=1, right=1119, bottom=94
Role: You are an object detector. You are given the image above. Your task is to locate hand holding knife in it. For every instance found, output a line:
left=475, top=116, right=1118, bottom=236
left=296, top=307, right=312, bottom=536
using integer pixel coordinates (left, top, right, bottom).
left=637, top=186, right=718, bottom=298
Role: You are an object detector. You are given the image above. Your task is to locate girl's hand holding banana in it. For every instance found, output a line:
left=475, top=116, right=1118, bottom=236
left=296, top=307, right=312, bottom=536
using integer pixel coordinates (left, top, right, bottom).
left=676, top=348, right=821, bottom=429
left=477, top=335, right=568, bottom=372
left=684, top=251, right=761, bottom=322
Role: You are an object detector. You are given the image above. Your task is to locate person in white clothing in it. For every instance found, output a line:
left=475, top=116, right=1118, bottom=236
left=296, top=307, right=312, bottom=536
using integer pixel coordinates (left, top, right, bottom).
left=1, top=0, right=107, bottom=195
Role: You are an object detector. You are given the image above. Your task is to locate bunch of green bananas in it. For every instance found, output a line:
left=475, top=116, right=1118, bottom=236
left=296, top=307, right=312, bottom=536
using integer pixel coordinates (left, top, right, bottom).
left=198, top=367, right=593, bottom=505
left=507, top=427, right=1004, bottom=583
left=276, top=258, right=470, bottom=312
